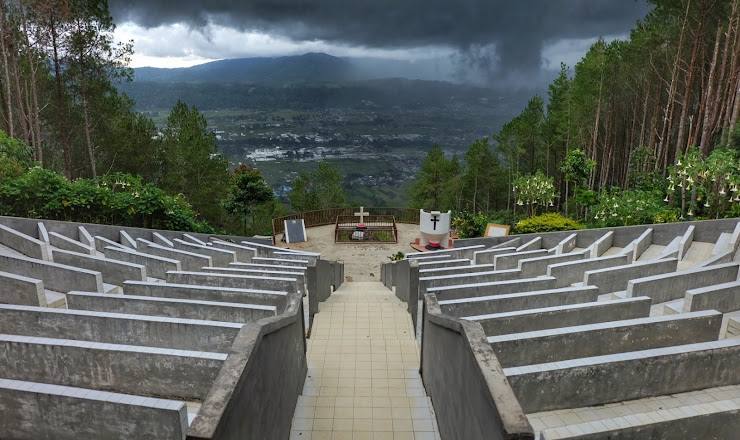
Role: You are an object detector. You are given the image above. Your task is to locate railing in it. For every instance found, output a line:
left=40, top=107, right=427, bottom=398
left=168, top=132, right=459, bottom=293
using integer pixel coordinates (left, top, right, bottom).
left=334, top=215, right=398, bottom=243
left=272, top=207, right=419, bottom=243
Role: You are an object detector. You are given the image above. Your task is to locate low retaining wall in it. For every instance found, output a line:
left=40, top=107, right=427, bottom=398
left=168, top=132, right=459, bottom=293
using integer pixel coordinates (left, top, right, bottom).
left=547, top=254, right=632, bottom=288
left=137, top=238, right=212, bottom=271
left=584, top=258, right=678, bottom=294
left=428, top=277, right=557, bottom=301
left=0, top=253, right=103, bottom=293
left=0, top=223, right=48, bottom=260
left=50, top=249, right=147, bottom=286
left=626, top=263, right=739, bottom=304
left=103, top=246, right=181, bottom=279
left=166, top=271, right=300, bottom=295
left=684, top=281, right=740, bottom=313
left=174, top=239, right=236, bottom=266
left=0, top=271, right=45, bottom=306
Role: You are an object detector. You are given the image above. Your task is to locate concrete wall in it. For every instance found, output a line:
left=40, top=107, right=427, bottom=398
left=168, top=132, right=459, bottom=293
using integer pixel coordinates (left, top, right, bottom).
left=684, top=281, right=740, bottom=313
left=137, top=238, right=212, bottom=271
left=420, top=263, right=495, bottom=277
left=0, top=223, right=48, bottom=260
left=48, top=231, right=94, bottom=254
left=626, top=263, right=739, bottom=304
left=0, top=334, right=225, bottom=400
left=186, top=291, right=307, bottom=440
left=122, top=281, right=288, bottom=312
left=67, top=291, right=276, bottom=324
left=306, top=259, right=334, bottom=329
left=230, top=262, right=307, bottom=273
left=0, top=304, right=243, bottom=353
left=209, top=241, right=256, bottom=262
left=102, top=246, right=181, bottom=279
left=587, top=231, right=614, bottom=258
left=0, top=253, right=103, bottom=293
left=584, top=258, right=678, bottom=294
left=419, top=269, right=521, bottom=291
left=428, top=277, right=557, bottom=301
left=468, top=297, right=651, bottom=337
left=0, top=271, right=45, bottom=306
left=50, top=249, right=147, bottom=286
left=473, top=247, right=517, bottom=265
left=416, top=258, right=470, bottom=270
left=494, top=249, right=548, bottom=270
left=439, top=286, right=600, bottom=318
left=166, top=271, right=300, bottom=295
left=174, top=239, right=236, bottom=266
left=200, top=267, right=305, bottom=289
left=420, top=293, right=534, bottom=440
left=0, top=378, right=188, bottom=440
left=519, top=251, right=588, bottom=278
left=547, top=254, right=632, bottom=288
left=94, top=235, right=125, bottom=252
left=505, top=339, right=740, bottom=413
left=488, top=311, right=722, bottom=368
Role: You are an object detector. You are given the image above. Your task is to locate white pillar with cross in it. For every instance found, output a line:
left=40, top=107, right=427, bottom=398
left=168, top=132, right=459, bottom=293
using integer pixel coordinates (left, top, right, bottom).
left=354, top=206, right=370, bottom=225
left=419, top=209, right=451, bottom=248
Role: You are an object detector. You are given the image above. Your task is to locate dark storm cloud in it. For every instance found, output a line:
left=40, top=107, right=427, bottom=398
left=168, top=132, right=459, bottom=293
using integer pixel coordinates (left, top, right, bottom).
left=109, top=0, right=650, bottom=72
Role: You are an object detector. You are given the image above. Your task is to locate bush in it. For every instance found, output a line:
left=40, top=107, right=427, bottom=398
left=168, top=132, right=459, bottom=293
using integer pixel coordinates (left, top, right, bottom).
left=512, top=213, right=582, bottom=234
left=590, top=189, right=666, bottom=227
left=452, top=211, right=488, bottom=238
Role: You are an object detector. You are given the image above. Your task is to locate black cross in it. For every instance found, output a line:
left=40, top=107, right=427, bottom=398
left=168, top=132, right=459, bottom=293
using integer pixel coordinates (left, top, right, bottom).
left=431, top=215, right=440, bottom=230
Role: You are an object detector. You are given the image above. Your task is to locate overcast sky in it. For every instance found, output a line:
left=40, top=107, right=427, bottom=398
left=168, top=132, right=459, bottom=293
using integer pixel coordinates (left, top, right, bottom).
left=109, top=0, right=651, bottom=85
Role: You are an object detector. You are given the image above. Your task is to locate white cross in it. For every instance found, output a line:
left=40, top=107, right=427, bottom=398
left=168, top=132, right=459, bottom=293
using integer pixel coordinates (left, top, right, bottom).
left=354, top=206, right=369, bottom=224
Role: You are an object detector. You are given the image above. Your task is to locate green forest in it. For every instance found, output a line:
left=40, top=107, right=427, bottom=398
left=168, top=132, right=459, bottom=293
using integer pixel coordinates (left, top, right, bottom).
left=1, top=0, right=739, bottom=238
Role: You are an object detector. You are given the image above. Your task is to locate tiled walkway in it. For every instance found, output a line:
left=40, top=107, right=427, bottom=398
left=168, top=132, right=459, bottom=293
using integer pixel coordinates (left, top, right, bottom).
left=290, top=281, right=441, bottom=440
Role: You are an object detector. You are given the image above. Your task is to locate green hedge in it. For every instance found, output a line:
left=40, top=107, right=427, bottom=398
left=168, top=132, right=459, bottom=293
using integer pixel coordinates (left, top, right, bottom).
left=513, top=213, right=582, bottom=234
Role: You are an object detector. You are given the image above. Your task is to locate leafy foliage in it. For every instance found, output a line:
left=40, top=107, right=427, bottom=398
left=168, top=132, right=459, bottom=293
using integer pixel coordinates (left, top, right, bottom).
left=221, top=165, right=275, bottom=235
left=512, top=213, right=582, bottom=234
left=288, top=160, right=346, bottom=212
left=590, top=189, right=666, bottom=227
left=513, top=171, right=558, bottom=217
left=451, top=211, right=489, bottom=239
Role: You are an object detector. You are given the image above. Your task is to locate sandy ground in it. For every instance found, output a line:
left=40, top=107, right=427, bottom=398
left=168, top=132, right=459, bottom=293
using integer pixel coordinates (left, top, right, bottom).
left=274, top=223, right=421, bottom=282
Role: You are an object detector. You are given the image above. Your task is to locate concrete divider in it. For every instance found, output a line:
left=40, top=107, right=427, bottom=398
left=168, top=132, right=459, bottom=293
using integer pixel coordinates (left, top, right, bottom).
left=405, top=253, right=452, bottom=261
left=626, top=262, right=739, bottom=304
left=420, top=293, right=534, bottom=440
left=0, top=378, right=188, bottom=440
left=419, top=263, right=495, bottom=277
left=730, top=221, right=740, bottom=257
left=556, top=233, right=578, bottom=254
left=67, top=291, right=276, bottom=323
left=102, top=246, right=181, bottom=279
left=173, top=238, right=236, bottom=266
left=183, top=233, right=208, bottom=246
left=417, top=258, right=470, bottom=270
left=50, top=248, right=146, bottom=286
left=587, top=231, right=613, bottom=258
left=547, top=254, right=632, bottom=288
left=505, top=339, right=740, bottom=413
left=122, top=281, right=288, bottom=312
left=77, top=226, right=94, bottom=246
left=488, top=310, right=722, bottom=368
left=0, top=253, right=103, bottom=293
left=684, top=281, right=740, bottom=313
left=657, top=236, right=681, bottom=260
left=473, top=247, right=517, bottom=265
left=0, top=334, right=225, bottom=400
left=152, top=231, right=174, bottom=247
left=409, top=245, right=486, bottom=261
left=494, top=249, right=549, bottom=270
left=585, top=258, right=678, bottom=294
left=678, top=225, right=696, bottom=260
left=697, top=250, right=734, bottom=267
left=200, top=267, right=305, bottom=287
left=306, top=259, right=335, bottom=330
left=438, top=286, right=600, bottom=318
left=0, top=304, right=243, bottom=353
left=119, top=230, right=137, bottom=248
left=429, top=277, right=558, bottom=301
left=466, top=296, right=652, bottom=337
left=48, top=231, right=94, bottom=254
left=252, top=256, right=310, bottom=266
left=0, top=223, right=48, bottom=260
left=136, top=238, right=212, bottom=271
left=93, top=235, right=125, bottom=252
left=0, top=271, right=45, bottom=306
left=37, top=222, right=49, bottom=243
left=209, top=240, right=256, bottom=261
left=628, top=227, right=653, bottom=261
left=231, top=262, right=309, bottom=273
left=274, top=251, right=319, bottom=263
left=236, top=239, right=288, bottom=257
left=166, top=270, right=301, bottom=295
left=516, top=237, right=542, bottom=252
left=519, top=251, right=588, bottom=278
left=420, top=269, right=521, bottom=291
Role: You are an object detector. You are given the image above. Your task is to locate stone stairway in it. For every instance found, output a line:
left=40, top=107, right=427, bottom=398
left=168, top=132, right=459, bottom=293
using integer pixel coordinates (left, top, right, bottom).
left=290, top=281, right=441, bottom=440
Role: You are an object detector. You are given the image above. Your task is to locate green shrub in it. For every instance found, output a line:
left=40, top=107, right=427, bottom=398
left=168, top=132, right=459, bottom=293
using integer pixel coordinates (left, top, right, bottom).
left=590, top=189, right=666, bottom=227
left=512, top=213, right=582, bottom=234
left=452, top=211, right=488, bottom=238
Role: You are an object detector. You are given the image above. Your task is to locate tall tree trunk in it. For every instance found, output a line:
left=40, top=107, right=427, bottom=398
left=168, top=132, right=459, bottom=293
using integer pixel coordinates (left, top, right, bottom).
left=19, top=1, right=42, bottom=163
left=81, top=86, right=96, bottom=177
left=0, top=2, right=14, bottom=137
left=676, top=3, right=706, bottom=156
left=50, top=17, right=71, bottom=179
left=699, top=24, right=723, bottom=154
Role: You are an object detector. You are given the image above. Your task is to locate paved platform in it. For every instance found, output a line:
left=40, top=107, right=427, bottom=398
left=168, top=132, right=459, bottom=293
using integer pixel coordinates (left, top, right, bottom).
left=291, top=281, right=441, bottom=440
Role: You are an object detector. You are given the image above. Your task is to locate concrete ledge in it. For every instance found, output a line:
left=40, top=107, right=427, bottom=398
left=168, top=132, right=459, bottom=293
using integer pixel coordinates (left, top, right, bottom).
left=153, top=231, right=174, bottom=247
left=488, top=310, right=722, bottom=368
left=684, top=281, right=740, bottom=313
left=657, top=236, right=681, bottom=260
left=516, top=237, right=542, bottom=252
left=0, top=253, right=103, bottom=293
left=119, top=230, right=137, bottom=249
left=209, top=240, right=256, bottom=261
left=438, top=286, right=600, bottom=318
left=183, top=233, right=208, bottom=246
left=77, top=226, right=94, bottom=246
left=420, top=269, right=521, bottom=291
left=166, top=270, right=300, bottom=295
left=428, top=277, right=557, bottom=301
left=548, top=254, right=632, bottom=288
left=631, top=228, right=654, bottom=260
left=0, top=271, right=46, bottom=306
left=237, top=239, right=291, bottom=257
left=273, top=251, right=319, bottom=262
left=730, top=222, right=740, bottom=258
left=173, top=239, right=236, bottom=266
left=556, top=233, right=578, bottom=254
left=67, top=291, right=276, bottom=323
left=252, top=256, right=310, bottom=266
left=419, top=263, right=495, bottom=276
left=494, top=249, right=548, bottom=270
left=199, top=267, right=305, bottom=287
left=93, top=235, right=125, bottom=253
left=0, top=223, right=48, bottom=260
left=231, top=262, right=309, bottom=273
left=137, top=238, right=213, bottom=271
left=421, top=293, right=534, bottom=440
left=416, top=258, right=470, bottom=270
left=0, top=334, right=226, bottom=400
left=122, top=281, right=288, bottom=312
left=50, top=248, right=146, bottom=286
left=505, top=339, right=740, bottom=413
left=0, top=378, right=188, bottom=440
left=678, top=225, right=696, bottom=260
left=466, top=296, right=652, bottom=337
left=0, top=304, right=243, bottom=353
left=37, top=222, right=49, bottom=243
left=697, top=250, right=734, bottom=267
left=48, top=231, right=94, bottom=254
left=408, top=245, right=485, bottom=261
left=585, top=258, right=678, bottom=294
left=405, top=253, right=452, bottom=261
left=519, top=251, right=588, bottom=278
left=473, top=247, right=517, bottom=265
left=103, top=246, right=181, bottom=279
left=626, top=262, right=739, bottom=304
left=587, top=231, right=614, bottom=258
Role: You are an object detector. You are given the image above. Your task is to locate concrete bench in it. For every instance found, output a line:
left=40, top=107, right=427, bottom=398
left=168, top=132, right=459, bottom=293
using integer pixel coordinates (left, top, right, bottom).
left=547, top=254, right=632, bottom=288
left=50, top=248, right=146, bottom=286
left=93, top=235, right=126, bottom=253
left=48, top=231, right=94, bottom=254
left=230, top=262, right=309, bottom=273
left=122, top=281, right=288, bottom=312
left=198, top=267, right=306, bottom=287
left=208, top=240, right=256, bottom=261
left=0, top=378, right=188, bottom=440
left=273, top=251, right=319, bottom=263
left=438, top=286, right=600, bottom=317
left=488, top=310, right=722, bottom=368
left=416, top=258, right=471, bottom=270
left=173, top=238, right=236, bottom=266
left=165, top=270, right=301, bottom=295
left=494, top=249, right=549, bottom=270
left=0, top=271, right=45, bottom=306
left=0, top=304, right=243, bottom=353
left=626, top=262, right=740, bottom=304
left=584, top=258, right=678, bottom=294
left=102, top=246, right=180, bottom=279
left=66, top=291, right=276, bottom=323
left=408, top=245, right=485, bottom=260
left=519, top=251, right=588, bottom=278
left=0, top=253, right=103, bottom=293
left=136, top=238, right=212, bottom=271
left=428, top=276, right=557, bottom=301
left=473, top=247, right=517, bottom=265
left=0, top=223, right=48, bottom=260
left=684, top=281, right=740, bottom=313
left=405, top=253, right=452, bottom=260
left=419, top=263, right=495, bottom=277
left=252, top=256, right=310, bottom=266
left=419, top=269, right=521, bottom=291
left=0, top=334, right=225, bottom=400
left=465, top=296, right=651, bottom=337
left=505, top=338, right=740, bottom=413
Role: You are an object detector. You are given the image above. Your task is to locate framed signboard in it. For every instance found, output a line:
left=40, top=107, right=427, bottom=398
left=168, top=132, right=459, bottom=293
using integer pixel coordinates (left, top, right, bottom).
left=284, top=219, right=307, bottom=243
